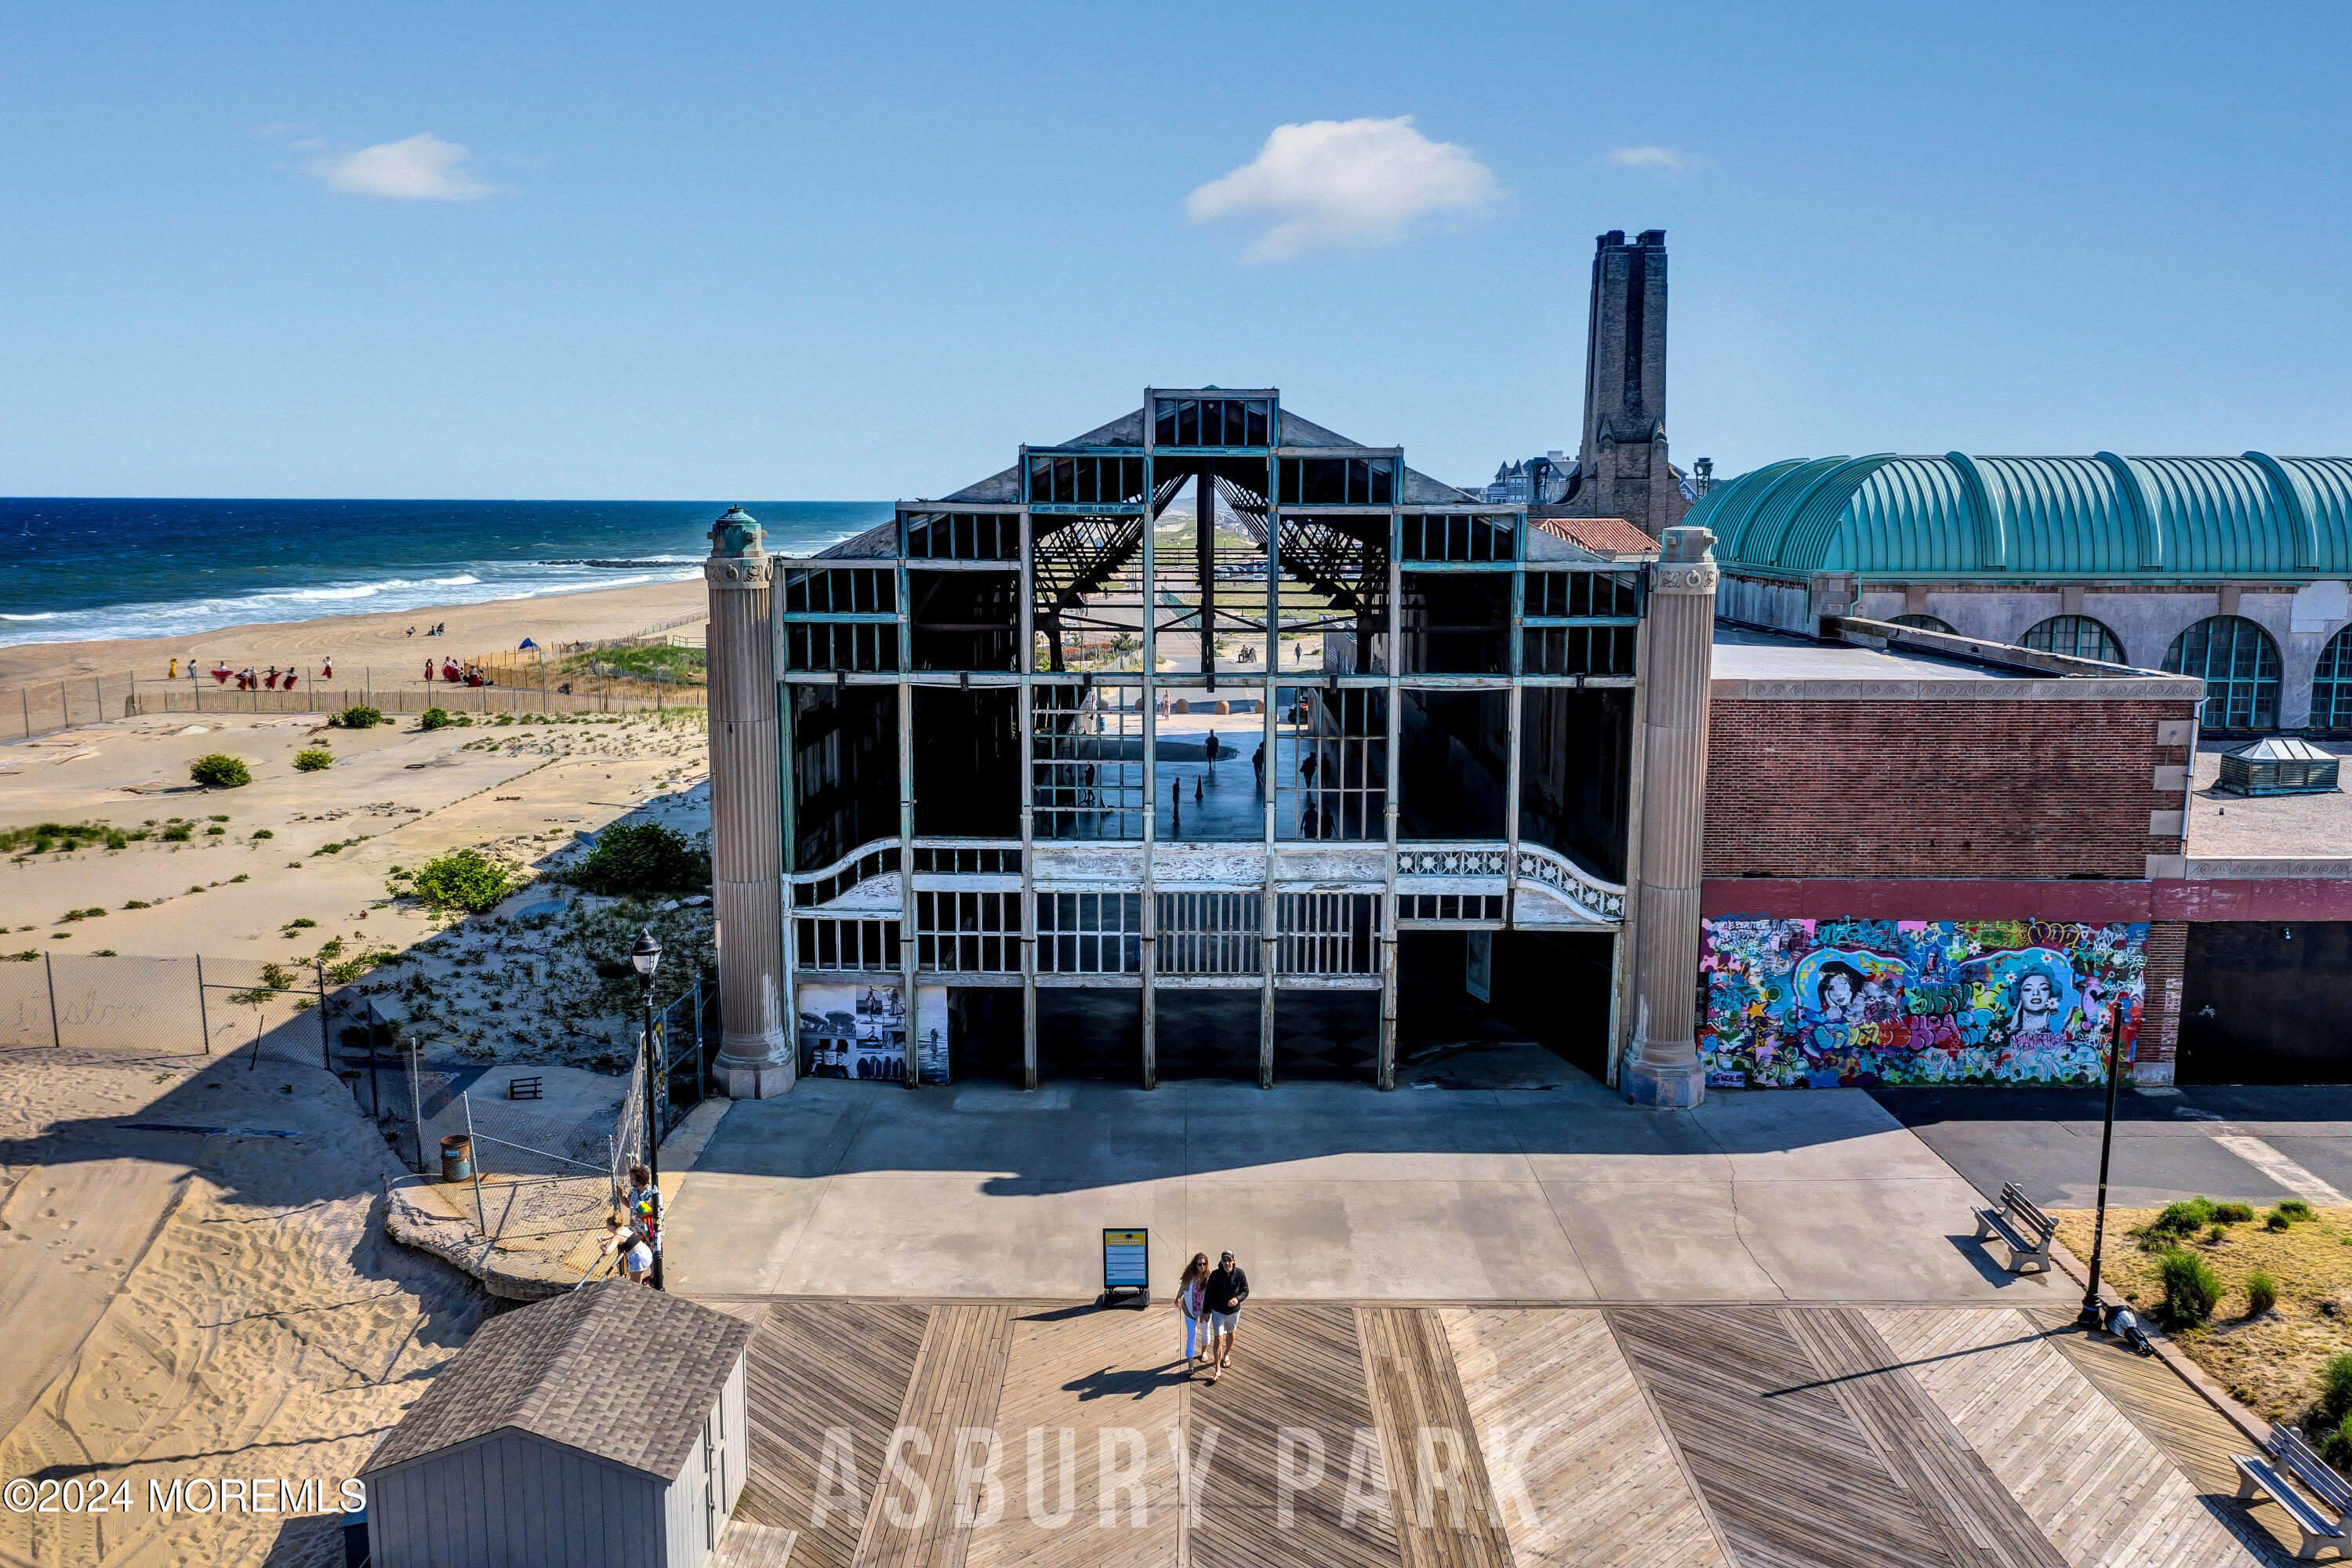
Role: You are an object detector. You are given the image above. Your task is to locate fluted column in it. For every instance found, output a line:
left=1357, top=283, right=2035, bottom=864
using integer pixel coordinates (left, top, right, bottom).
left=1624, top=525, right=1718, bottom=1108
left=705, top=507, right=792, bottom=1098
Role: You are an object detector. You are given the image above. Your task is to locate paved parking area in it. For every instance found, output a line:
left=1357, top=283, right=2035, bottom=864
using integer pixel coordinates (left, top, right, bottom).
left=1871, top=1083, right=2352, bottom=1209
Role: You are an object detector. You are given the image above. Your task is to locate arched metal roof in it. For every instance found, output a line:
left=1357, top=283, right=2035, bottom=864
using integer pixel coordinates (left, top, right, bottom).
left=1692, top=452, right=2352, bottom=578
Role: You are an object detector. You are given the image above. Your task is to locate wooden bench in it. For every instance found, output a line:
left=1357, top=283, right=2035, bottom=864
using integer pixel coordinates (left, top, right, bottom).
left=1972, top=1181, right=2057, bottom=1274
left=2236, top=1424, right=2352, bottom=1559
left=506, top=1075, right=543, bottom=1102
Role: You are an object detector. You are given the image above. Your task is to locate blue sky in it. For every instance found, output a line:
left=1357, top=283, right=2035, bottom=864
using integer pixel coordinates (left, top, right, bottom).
left=5, top=2, right=2349, bottom=500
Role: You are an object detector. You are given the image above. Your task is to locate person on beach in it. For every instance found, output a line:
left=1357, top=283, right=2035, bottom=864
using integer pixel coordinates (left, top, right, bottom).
left=423, top=658, right=434, bottom=681
left=168, top=659, right=176, bottom=680
left=1177, top=1252, right=1210, bottom=1369
left=600, top=1213, right=652, bottom=1284
left=321, top=657, right=332, bottom=680
left=1204, top=1250, right=1248, bottom=1381
left=405, top=626, right=415, bottom=637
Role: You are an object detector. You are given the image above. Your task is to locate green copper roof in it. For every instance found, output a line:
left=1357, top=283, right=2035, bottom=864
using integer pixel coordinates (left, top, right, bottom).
left=1693, top=452, right=2352, bottom=578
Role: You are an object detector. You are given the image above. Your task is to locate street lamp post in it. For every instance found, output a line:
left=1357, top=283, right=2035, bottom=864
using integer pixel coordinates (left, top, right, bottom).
left=2078, top=1001, right=2126, bottom=1329
left=630, top=925, right=664, bottom=1290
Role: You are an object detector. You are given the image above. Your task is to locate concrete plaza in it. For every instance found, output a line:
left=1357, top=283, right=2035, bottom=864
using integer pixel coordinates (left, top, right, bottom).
left=666, top=1054, right=2039, bottom=1305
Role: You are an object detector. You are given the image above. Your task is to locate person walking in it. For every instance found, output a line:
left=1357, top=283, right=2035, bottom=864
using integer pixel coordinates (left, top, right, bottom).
left=1177, top=1252, right=1210, bottom=1370
left=1204, top=1250, right=1248, bottom=1382
left=1252, top=740, right=1265, bottom=790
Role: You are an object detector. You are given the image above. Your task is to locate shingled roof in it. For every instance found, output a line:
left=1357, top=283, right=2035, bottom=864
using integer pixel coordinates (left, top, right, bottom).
left=365, top=1282, right=750, bottom=1482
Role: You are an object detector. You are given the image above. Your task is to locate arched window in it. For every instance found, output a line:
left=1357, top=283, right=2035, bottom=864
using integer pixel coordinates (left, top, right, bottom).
left=1889, top=614, right=1956, bottom=633
left=2021, top=615, right=2125, bottom=664
left=2314, top=627, right=2352, bottom=731
left=2165, top=615, right=2281, bottom=731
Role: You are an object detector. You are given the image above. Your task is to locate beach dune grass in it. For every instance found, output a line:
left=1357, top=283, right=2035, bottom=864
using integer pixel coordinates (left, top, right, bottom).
left=189, top=753, right=252, bottom=789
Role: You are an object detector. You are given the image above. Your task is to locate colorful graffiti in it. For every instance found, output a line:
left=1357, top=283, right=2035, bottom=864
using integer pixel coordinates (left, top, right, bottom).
left=1700, top=917, right=2147, bottom=1087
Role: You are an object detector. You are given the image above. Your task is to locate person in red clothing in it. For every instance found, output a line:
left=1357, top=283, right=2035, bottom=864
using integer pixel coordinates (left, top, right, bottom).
left=320, top=657, right=332, bottom=680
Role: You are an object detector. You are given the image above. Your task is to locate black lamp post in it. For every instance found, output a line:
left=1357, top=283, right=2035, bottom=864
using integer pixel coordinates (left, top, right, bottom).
left=630, top=925, right=664, bottom=1290
left=2078, top=1001, right=2126, bottom=1329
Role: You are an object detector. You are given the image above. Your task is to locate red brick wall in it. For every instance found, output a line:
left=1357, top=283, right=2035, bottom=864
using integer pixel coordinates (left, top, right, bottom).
left=2135, top=920, right=2187, bottom=1082
left=1704, top=699, right=2191, bottom=879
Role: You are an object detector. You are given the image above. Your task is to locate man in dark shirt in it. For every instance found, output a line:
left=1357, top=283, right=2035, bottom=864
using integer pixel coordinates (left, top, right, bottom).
left=1205, top=1250, right=1248, bottom=1381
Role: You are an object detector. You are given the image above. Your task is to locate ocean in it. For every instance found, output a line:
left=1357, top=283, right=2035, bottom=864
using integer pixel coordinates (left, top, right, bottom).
left=0, top=499, right=892, bottom=648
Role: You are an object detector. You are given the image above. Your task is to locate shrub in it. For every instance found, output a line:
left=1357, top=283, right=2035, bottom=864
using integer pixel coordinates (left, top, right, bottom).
left=189, top=753, right=252, bottom=789
left=330, top=706, right=384, bottom=729
left=2150, top=1198, right=2216, bottom=1236
left=2206, top=1224, right=2227, bottom=1244
left=159, top=823, right=193, bottom=841
left=2212, top=1201, right=2255, bottom=1223
left=208, top=814, right=229, bottom=822
left=2247, top=1272, right=2279, bottom=1315
left=405, top=849, right=513, bottom=914
left=285, top=917, right=317, bottom=929
left=229, top=873, right=248, bottom=883
left=122, top=900, right=150, bottom=910
left=418, top=707, right=470, bottom=731
left=251, top=828, right=274, bottom=840
left=565, top=822, right=709, bottom=897
left=293, top=747, right=333, bottom=771
left=2325, top=1417, right=2352, bottom=1473
left=2268, top=1209, right=2295, bottom=1232
left=2156, top=1247, right=2222, bottom=1328
left=2281, top=1200, right=2317, bottom=1222
left=205, top=825, right=225, bottom=836
left=2319, top=1353, right=2352, bottom=1428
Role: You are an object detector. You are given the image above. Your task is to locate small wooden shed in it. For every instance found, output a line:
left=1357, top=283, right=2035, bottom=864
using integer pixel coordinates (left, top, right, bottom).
left=363, top=1281, right=751, bottom=1568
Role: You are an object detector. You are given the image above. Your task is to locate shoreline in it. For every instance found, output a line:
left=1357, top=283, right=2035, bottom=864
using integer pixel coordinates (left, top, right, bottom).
left=0, top=576, right=709, bottom=688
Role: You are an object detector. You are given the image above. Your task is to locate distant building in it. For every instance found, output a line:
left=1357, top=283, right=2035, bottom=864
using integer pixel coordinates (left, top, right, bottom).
left=1483, top=452, right=1571, bottom=506
left=1691, top=450, right=2352, bottom=732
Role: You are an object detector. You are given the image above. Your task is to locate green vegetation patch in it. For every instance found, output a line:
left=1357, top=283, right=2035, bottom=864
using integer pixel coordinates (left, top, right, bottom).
left=189, top=753, right=252, bottom=789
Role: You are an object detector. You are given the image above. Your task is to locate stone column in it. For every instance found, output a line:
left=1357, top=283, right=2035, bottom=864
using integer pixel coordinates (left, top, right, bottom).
left=705, top=507, right=792, bottom=1098
left=1624, top=524, right=1718, bottom=1108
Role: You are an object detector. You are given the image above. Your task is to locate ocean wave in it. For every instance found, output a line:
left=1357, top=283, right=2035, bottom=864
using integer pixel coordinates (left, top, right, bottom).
left=0, top=563, right=705, bottom=649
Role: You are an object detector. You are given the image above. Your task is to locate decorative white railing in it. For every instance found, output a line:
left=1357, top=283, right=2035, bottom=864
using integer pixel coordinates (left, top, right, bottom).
left=1513, top=842, right=1627, bottom=924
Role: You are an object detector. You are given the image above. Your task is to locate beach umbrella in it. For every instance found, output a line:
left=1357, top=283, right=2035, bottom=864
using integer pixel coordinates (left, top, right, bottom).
left=518, top=637, right=539, bottom=650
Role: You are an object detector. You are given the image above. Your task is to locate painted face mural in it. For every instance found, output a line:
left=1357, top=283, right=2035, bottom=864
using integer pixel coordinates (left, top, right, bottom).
left=1699, top=917, right=2146, bottom=1088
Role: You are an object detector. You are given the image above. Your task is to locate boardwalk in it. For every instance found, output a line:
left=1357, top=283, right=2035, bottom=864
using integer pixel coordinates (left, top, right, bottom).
left=700, top=1298, right=2310, bottom=1568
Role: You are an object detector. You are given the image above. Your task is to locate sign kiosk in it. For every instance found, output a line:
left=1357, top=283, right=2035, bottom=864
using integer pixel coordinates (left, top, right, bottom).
left=1101, top=1228, right=1149, bottom=1309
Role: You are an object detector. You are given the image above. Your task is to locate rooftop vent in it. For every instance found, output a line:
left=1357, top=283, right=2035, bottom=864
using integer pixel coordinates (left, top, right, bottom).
left=2216, top=737, right=2342, bottom=797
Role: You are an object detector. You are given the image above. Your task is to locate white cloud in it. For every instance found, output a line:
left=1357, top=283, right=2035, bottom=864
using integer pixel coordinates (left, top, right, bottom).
left=1606, top=145, right=1695, bottom=175
left=310, top=134, right=499, bottom=201
left=1186, top=116, right=1501, bottom=262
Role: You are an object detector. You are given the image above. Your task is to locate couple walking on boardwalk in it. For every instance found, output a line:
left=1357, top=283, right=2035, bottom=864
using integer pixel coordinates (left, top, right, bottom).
left=1176, top=1250, right=1249, bottom=1383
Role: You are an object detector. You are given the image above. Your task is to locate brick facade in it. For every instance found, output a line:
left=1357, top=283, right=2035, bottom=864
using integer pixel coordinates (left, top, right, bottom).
left=2134, top=920, right=2187, bottom=1083
left=1704, top=699, right=2192, bottom=880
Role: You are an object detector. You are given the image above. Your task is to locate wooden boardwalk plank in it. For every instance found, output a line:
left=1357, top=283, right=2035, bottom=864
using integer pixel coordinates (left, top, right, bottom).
left=1442, top=1307, right=1728, bottom=1568
left=964, top=1303, right=1188, bottom=1568
left=1866, top=1308, right=2265, bottom=1568
left=1187, top=1304, right=1401, bottom=1568
left=740, top=1301, right=929, bottom=1568
left=1781, top=1308, right=2065, bottom=1568
left=1359, top=1306, right=1513, bottom=1568
left=858, top=1303, right=1018, bottom=1568
left=2024, top=1309, right=2303, bottom=1566
left=1611, top=1306, right=1958, bottom=1568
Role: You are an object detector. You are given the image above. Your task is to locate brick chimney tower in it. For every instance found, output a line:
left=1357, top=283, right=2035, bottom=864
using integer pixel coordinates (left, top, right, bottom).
left=1561, top=229, right=1691, bottom=538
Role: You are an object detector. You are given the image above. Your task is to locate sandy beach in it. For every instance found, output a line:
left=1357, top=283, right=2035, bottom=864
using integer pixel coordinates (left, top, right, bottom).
left=0, top=577, right=707, bottom=689
left=0, top=584, right=724, bottom=1565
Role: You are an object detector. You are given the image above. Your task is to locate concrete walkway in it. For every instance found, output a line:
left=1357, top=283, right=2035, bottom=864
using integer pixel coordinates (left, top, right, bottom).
left=667, top=1061, right=2042, bottom=1305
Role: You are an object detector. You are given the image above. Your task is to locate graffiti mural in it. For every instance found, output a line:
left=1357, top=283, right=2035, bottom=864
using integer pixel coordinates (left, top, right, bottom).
left=1700, top=917, right=2147, bottom=1087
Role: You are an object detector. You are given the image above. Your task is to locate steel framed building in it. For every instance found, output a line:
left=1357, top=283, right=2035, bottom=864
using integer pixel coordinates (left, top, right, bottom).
left=704, top=388, right=1722, bottom=1105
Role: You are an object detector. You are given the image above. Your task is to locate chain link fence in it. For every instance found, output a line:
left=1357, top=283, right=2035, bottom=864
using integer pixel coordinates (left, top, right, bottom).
left=5, top=952, right=717, bottom=1190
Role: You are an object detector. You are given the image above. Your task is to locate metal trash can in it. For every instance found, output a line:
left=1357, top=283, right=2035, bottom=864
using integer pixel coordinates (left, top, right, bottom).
left=440, top=1134, right=473, bottom=1183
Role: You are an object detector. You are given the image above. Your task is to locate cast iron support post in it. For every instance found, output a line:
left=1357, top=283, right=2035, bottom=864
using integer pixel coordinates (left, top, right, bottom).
left=1624, top=525, right=1719, bottom=1107
left=641, top=978, right=664, bottom=1290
